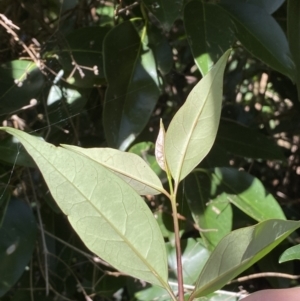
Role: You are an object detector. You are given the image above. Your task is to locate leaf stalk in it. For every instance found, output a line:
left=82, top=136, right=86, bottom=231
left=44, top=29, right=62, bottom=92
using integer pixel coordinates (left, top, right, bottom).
left=168, top=174, right=184, bottom=301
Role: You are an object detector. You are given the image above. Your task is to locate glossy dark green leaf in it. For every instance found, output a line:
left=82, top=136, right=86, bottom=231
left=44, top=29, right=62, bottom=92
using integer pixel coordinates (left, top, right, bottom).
left=0, top=198, right=37, bottom=297
left=288, top=0, right=300, bottom=100
left=55, top=27, right=109, bottom=88
left=190, top=219, right=300, bottom=299
left=256, top=0, right=285, bottom=13
left=165, top=50, right=230, bottom=183
left=258, top=242, right=294, bottom=287
left=219, top=1, right=295, bottom=80
left=0, top=127, right=170, bottom=290
left=184, top=172, right=232, bottom=251
left=148, top=26, right=173, bottom=75
left=135, top=285, right=171, bottom=301
left=0, top=61, right=44, bottom=115
left=167, top=238, right=210, bottom=284
left=0, top=136, right=35, bottom=167
left=184, top=0, right=235, bottom=76
left=279, top=244, right=300, bottom=263
left=142, top=0, right=183, bottom=31
left=212, top=168, right=286, bottom=222
left=216, top=119, right=285, bottom=160
left=233, top=0, right=285, bottom=14
left=103, top=20, right=160, bottom=150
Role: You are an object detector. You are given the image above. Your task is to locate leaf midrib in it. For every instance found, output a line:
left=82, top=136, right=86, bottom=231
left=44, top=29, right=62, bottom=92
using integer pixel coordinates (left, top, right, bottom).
left=13, top=132, right=168, bottom=288
left=176, top=63, right=221, bottom=183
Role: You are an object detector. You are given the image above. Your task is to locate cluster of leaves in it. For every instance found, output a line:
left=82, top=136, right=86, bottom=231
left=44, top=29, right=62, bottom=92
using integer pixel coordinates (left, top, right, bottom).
left=1, top=0, right=300, bottom=301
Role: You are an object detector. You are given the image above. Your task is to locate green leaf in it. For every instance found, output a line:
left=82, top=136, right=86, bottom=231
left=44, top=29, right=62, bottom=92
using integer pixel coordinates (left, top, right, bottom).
left=190, top=219, right=300, bottom=299
left=148, top=25, right=173, bottom=75
left=279, top=244, right=300, bottom=263
left=212, top=168, right=286, bottom=222
left=0, top=127, right=170, bottom=290
left=134, top=285, right=171, bottom=301
left=216, top=119, right=285, bottom=160
left=167, top=238, right=210, bottom=284
left=219, top=1, right=295, bottom=80
left=54, top=26, right=109, bottom=88
left=184, top=171, right=233, bottom=251
left=129, top=142, right=163, bottom=177
left=256, top=0, right=285, bottom=14
left=184, top=0, right=235, bottom=76
left=0, top=198, right=37, bottom=297
left=61, top=144, right=165, bottom=195
left=165, top=49, right=230, bottom=184
left=0, top=136, right=35, bottom=167
left=194, top=293, right=239, bottom=301
left=288, top=0, right=300, bottom=101
left=103, top=20, right=160, bottom=150
left=46, top=85, right=88, bottom=129
left=155, top=119, right=167, bottom=172
left=233, top=0, right=285, bottom=14
left=0, top=60, right=44, bottom=115
left=142, top=0, right=183, bottom=31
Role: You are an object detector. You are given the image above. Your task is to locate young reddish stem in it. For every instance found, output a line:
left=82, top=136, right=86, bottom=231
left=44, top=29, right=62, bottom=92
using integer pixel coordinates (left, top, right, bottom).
left=168, top=175, right=184, bottom=301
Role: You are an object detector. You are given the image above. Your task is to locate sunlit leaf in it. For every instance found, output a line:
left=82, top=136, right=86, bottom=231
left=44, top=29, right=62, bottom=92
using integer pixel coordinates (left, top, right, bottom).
left=134, top=285, right=171, bottom=301
left=0, top=60, right=44, bottom=115
left=155, top=119, right=167, bottom=172
left=212, top=168, right=286, bottom=221
left=129, top=142, right=163, bottom=177
left=61, top=144, right=165, bottom=195
left=190, top=219, right=300, bottom=299
left=103, top=20, right=160, bottom=150
left=184, top=0, right=234, bottom=76
left=219, top=1, right=295, bottom=81
left=46, top=85, right=88, bottom=129
left=184, top=171, right=232, bottom=251
left=165, top=50, right=230, bottom=184
left=167, top=238, right=210, bottom=284
left=0, top=127, right=170, bottom=289
left=0, top=198, right=37, bottom=297
left=279, top=244, right=300, bottom=263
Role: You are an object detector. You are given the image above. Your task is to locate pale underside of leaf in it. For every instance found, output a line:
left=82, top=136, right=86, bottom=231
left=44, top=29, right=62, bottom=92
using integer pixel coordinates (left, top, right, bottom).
left=61, top=144, right=165, bottom=196
left=155, top=119, right=167, bottom=171
left=165, top=50, right=230, bottom=184
left=0, top=127, right=169, bottom=289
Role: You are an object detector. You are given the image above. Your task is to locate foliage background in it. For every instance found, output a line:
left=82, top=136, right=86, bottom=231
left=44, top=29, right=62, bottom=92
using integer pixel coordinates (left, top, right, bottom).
left=0, top=0, right=300, bottom=300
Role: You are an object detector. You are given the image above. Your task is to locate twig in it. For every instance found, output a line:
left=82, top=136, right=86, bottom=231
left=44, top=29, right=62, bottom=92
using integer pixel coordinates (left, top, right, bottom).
left=229, top=272, right=300, bottom=283
left=27, top=170, right=50, bottom=295
left=43, top=228, right=111, bottom=268
left=168, top=281, right=249, bottom=299
left=170, top=182, right=185, bottom=301
left=0, top=13, right=42, bottom=68
left=115, top=1, right=140, bottom=15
